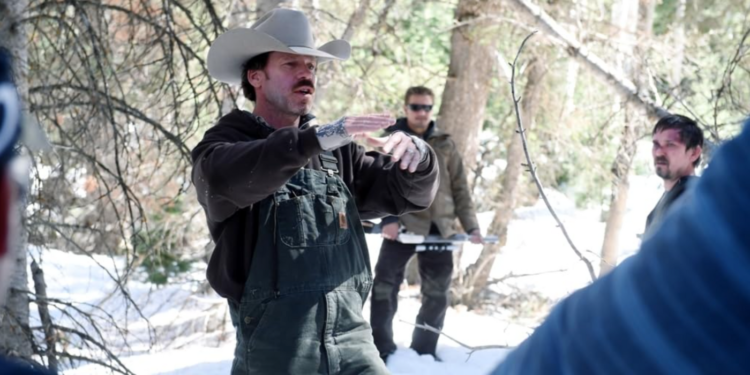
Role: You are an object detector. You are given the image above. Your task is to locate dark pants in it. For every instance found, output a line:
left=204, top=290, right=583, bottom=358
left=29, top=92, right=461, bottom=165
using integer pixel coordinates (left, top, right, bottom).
left=370, top=239, right=453, bottom=358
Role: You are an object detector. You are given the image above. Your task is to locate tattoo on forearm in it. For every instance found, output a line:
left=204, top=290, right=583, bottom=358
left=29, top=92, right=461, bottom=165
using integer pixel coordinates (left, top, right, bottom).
left=316, top=117, right=352, bottom=151
left=316, top=118, right=348, bottom=138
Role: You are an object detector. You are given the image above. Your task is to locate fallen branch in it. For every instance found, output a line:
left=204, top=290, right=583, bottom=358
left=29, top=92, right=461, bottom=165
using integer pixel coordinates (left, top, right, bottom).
left=509, top=31, right=597, bottom=283
left=399, top=320, right=509, bottom=359
left=487, top=268, right=569, bottom=286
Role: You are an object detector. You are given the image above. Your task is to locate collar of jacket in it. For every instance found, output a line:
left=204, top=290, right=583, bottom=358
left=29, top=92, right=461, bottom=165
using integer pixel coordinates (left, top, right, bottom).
left=673, top=175, right=698, bottom=191
left=220, top=109, right=317, bottom=139
left=386, top=118, right=440, bottom=140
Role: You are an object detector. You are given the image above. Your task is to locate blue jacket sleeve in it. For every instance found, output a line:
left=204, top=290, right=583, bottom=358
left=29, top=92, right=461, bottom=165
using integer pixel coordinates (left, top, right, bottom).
left=492, top=121, right=750, bottom=375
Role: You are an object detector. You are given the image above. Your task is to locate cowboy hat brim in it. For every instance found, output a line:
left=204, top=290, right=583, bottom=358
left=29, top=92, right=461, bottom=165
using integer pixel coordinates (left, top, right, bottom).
left=207, top=28, right=351, bottom=85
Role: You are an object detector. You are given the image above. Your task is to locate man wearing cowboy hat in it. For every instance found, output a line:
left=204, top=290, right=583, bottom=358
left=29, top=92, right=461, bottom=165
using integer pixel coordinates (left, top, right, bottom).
left=192, top=8, right=439, bottom=375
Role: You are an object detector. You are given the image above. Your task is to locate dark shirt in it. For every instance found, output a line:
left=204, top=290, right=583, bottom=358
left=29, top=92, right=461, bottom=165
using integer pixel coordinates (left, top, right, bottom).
left=644, top=175, right=697, bottom=239
left=191, top=110, right=439, bottom=303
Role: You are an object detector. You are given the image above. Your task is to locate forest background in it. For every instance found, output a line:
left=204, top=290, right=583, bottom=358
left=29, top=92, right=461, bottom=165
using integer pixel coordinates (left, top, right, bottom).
left=0, top=0, right=748, bottom=373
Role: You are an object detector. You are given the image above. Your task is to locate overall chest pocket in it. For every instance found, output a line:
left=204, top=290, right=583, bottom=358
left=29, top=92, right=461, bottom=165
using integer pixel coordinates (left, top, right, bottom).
left=276, top=193, right=351, bottom=248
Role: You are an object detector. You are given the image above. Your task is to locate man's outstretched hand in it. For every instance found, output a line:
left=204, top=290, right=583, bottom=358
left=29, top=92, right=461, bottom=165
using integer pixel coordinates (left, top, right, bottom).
left=316, top=114, right=428, bottom=173
left=359, top=133, right=427, bottom=173
left=341, top=114, right=395, bottom=135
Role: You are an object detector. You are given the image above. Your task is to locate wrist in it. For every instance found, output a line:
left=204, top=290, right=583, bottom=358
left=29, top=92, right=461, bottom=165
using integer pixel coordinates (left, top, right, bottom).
left=316, top=118, right=352, bottom=151
left=407, top=134, right=429, bottom=163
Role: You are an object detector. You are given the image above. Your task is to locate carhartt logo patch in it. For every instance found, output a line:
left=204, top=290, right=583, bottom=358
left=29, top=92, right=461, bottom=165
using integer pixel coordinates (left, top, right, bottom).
left=339, top=211, right=348, bottom=229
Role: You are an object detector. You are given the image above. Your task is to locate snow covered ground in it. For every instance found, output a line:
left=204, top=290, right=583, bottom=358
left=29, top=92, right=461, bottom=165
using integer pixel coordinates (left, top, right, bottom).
left=35, top=175, right=664, bottom=375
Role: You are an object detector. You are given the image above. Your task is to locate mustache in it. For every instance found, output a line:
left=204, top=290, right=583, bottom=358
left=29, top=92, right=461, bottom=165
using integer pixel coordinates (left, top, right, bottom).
left=655, top=157, right=668, bottom=164
left=294, top=79, right=315, bottom=90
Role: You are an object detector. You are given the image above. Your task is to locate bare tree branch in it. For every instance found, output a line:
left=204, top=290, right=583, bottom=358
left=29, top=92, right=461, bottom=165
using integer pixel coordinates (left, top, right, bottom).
left=15, top=1, right=224, bottom=368
left=399, top=320, right=509, bottom=358
left=507, top=0, right=669, bottom=120
left=712, top=26, right=750, bottom=138
left=341, top=0, right=372, bottom=42
left=52, top=325, right=134, bottom=375
left=509, top=31, right=597, bottom=283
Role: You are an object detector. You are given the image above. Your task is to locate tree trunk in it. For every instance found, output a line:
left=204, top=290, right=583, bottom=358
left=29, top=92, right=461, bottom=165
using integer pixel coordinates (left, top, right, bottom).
left=560, top=0, right=582, bottom=121
left=600, top=115, right=637, bottom=274
left=561, top=59, right=579, bottom=120
left=302, top=0, right=321, bottom=25
left=341, top=0, right=371, bottom=42
left=221, top=1, right=246, bottom=114
left=599, top=0, right=653, bottom=275
left=314, top=0, right=372, bottom=105
left=671, top=0, right=686, bottom=88
left=459, top=56, right=544, bottom=308
left=437, top=0, right=499, bottom=174
left=0, top=0, right=33, bottom=360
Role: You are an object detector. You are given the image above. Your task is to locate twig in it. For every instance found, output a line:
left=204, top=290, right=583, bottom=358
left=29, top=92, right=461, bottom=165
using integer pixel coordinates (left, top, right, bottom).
left=17, top=288, right=133, bottom=350
left=399, top=320, right=509, bottom=360
left=52, top=325, right=134, bottom=375
left=713, top=26, right=750, bottom=139
left=509, top=31, right=597, bottom=283
left=30, top=261, right=58, bottom=373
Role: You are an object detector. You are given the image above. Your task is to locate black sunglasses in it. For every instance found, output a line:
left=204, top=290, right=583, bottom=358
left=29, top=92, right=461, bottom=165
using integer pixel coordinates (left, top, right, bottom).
left=408, top=104, right=433, bottom=112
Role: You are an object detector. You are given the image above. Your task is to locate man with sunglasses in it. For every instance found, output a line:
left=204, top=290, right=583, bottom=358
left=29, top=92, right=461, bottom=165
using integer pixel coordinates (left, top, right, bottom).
left=369, top=86, right=482, bottom=362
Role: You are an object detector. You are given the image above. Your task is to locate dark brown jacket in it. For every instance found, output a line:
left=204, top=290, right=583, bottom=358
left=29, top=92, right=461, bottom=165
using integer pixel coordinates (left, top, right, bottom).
left=191, top=110, right=439, bottom=303
left=382, top=119, right=479, bottom=237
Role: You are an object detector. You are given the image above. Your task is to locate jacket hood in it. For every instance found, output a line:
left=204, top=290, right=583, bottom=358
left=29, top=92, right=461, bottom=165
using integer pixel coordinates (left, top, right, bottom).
left=215, top=109, right=317, bottom=139
left=191, top=109, right=316, bottom=162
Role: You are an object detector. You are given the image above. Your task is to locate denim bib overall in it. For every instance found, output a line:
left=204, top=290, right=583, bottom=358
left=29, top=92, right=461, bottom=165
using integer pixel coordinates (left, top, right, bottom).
left=229, top=158, right=389, bottom=374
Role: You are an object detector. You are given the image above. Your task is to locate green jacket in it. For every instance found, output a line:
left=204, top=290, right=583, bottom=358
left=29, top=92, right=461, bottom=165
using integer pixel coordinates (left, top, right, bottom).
left=383, top=119, right=479, bottom=237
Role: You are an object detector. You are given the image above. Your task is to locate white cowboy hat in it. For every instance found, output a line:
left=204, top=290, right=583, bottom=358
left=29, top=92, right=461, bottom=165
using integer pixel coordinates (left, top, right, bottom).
left=207, top=8, right=351, bottom=85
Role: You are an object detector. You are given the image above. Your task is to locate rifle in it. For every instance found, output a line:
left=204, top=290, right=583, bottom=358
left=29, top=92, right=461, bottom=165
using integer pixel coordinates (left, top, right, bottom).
left=361, top=221, right=499, bottom=252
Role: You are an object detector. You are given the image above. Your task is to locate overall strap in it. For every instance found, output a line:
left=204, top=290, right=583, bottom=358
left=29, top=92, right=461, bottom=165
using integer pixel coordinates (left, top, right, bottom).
left=319, top=150, right=339, bottom=176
